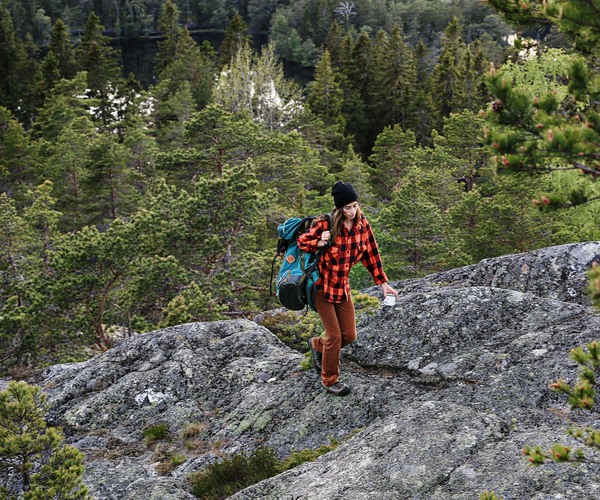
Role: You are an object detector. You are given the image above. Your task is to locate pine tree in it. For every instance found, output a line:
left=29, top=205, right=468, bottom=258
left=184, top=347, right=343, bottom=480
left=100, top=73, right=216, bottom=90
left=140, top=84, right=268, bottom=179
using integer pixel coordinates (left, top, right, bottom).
left=156, top=28, right=216, bottom=109
left=412, top=40, right=435, bottom=144
left=0, top=5, right=32, bottom=116
left=378, top=168, right=447, bottom=278
left=0, top=381, right=90, bottom=499
left=83, top=132, right=135, bottom=223
left=306, top=49, right=346, bottom=131
left=220, top=12, right=251, bottom=66
left=160, top=103, right=262, bottom=181
left=40, top=117, right=95, bottom=228
left=371, top=24, right=418, bottom=133
left=368, top=124, right=417, bottom=199
left=484, top=0, right=599, bottom=198
left=156, top=0, right=181, bottom=74
left=0, top=106, right=36, bottom=201
left=430, top=17, right=469, bottom=131
left=77, top=12, right=123, bottom=127
left=36, top=19, right=78, bottom=109
left=344, top=31, right=374, bottom=153
left=45, top=19, right=77, bottom=81
left=325, top=20, right=343, bottom=65
left=433, top=110, right=490, bottom=191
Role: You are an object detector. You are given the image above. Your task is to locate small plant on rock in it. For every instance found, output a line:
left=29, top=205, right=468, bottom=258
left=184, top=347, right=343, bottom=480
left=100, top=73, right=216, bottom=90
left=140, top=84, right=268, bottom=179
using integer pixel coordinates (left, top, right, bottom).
left=188, top=447, right=279, bottom=499
left=143, top=422, right=170, bottom=445
left=517, top=266, right=600, bottom=467
left=522, top=339, right=600, bottom=466
left=277, top=436, right=341, bottom=471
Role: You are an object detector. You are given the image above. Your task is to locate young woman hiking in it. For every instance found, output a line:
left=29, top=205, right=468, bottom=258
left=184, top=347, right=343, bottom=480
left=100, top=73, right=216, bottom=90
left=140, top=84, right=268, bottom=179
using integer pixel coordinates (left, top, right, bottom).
left=297, top=181, right=398, bottom=396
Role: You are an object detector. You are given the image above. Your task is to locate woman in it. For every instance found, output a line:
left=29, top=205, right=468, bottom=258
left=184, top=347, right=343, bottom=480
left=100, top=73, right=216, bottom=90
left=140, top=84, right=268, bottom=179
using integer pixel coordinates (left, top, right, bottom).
left=297, top=181, right=398, bottom=396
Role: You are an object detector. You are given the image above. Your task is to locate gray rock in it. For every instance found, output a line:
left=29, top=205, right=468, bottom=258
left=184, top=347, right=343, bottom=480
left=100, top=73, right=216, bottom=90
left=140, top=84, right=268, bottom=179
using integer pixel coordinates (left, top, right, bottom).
left=24, top=242, right=600, bottom=498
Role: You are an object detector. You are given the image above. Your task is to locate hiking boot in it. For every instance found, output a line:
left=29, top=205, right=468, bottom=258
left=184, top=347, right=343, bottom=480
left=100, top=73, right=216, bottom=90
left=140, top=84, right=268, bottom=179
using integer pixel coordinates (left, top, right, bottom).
left=307, top=338, right=322, bottom=373
left=322, top=381, right=351, bottom=396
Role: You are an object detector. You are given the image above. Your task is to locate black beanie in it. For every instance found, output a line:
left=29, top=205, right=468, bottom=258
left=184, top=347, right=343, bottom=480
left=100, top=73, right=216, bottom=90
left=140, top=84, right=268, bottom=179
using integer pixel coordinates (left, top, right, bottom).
left=331, top=181, right=359, bottom=209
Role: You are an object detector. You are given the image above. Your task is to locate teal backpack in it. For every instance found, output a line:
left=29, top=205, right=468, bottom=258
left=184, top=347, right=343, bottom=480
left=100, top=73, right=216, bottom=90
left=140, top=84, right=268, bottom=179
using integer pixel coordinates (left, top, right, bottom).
left=270, top=214, right=331, bottom=311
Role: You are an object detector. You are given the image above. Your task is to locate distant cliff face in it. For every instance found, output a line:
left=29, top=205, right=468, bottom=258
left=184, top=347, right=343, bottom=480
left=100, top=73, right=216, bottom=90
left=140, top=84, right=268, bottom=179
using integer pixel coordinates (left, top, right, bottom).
left=36, top=242, right=600, bottom=499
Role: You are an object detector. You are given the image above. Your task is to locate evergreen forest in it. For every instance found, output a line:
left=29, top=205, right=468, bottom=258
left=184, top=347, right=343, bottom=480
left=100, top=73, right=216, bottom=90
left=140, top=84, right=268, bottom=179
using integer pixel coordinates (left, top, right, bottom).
left=0, top=0, right=598, bottom=375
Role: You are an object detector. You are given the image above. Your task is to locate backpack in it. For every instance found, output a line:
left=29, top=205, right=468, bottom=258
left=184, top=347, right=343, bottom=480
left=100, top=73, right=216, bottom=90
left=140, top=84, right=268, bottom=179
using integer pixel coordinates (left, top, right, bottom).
left=270, top=214, right=331, bottom=311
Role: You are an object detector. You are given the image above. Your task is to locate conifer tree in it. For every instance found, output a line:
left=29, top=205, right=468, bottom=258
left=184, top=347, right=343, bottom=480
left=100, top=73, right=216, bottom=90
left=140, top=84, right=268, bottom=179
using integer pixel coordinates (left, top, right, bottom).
left=156, top=29, right=216, bottom=109
left=344, top=31, right=374, bottom=153
left=156, top=0, right=182, bottom=75
left=430, top=17, right=469, bottom=130
left=0, top=106, right=36, bottom=201
left=220, top=12, right=251, bottom=66
left=152, top=80, right=196, bottom=149
left=372, top=24, right=418, bottom=133
left=77, top=12, right=123, bottom=127
left=368, top=124, right=417, bottom=199
left=42, top=19, right=77, bottom=82
left=0, top=5, right=31, bottom=116
left=0, top=381, right=90, bottom=499
left=378, top=168, right=448, bottom=278
left=35, top=19, right=78, bottom=111
left=325, top=20, right=343, bottom=66
left=412, top=40, right=435, bottom=143
left=433, top=110, right=490, bottom=191
left=159, top=103, right=262, bottom=181
left=306, top=49, right=346, bottom=131
left=32, top=73, right=94, bottom=142
left=484, top=0, right=599, bottom=204
left=41, top=117, right=95, bottom=228
left=83, top=133, right=136, bottom=223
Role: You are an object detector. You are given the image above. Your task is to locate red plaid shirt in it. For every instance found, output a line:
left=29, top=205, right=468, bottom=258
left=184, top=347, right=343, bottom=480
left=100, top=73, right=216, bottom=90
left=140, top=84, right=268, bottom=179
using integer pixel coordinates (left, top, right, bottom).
left=297, top=215, right=388, bottom=303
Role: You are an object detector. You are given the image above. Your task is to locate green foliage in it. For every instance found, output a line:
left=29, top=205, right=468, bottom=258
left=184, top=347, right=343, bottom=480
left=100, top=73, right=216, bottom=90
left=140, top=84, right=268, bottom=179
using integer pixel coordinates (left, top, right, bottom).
left=143, top=423, right=171, bottom=445
left=0, top=381, right=90, bottom=499
left=480, top=492, right=504, bottom=500
left=352, top=292, right=380, bottom=316
left=306, top=49, right=346, bottom=131
left=259, top=310, right=324, bottom=353
left=188, top=434, right=356, bottom=498
left=277, top=437, right=341, bottom=471
left=213, top=42, right=303, bottom=132
left=484, top=1, right=599, bottom=184
left=188, top=447, right=279, bottom=499
left=588, top=263, right=600, bottom=309
left=219, top=12, right=251, bottom=66
left=521, top=340, right=600, bottom=466
left=158, top=282, right=227, bottom=327
left=368, top=124, right=417, bottom=199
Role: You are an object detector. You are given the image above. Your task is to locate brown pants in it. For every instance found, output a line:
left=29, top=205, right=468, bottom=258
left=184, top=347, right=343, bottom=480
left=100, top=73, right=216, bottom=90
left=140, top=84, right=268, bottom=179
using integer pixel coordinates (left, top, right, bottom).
left=312, top=287, right=356, bottom=386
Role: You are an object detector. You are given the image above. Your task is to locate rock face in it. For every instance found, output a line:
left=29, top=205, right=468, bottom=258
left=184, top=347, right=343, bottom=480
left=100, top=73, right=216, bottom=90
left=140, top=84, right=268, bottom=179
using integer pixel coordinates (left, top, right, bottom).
left=34, top=242, right=600, bottom=499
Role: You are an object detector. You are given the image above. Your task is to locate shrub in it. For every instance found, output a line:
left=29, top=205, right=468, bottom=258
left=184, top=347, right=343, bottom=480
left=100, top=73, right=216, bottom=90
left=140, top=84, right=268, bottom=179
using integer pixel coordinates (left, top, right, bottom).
left=187, top=433, right=358, bottom=498
left=143, top=423, right=170, bottom=445
left=188, top=447, right=279, bottom=499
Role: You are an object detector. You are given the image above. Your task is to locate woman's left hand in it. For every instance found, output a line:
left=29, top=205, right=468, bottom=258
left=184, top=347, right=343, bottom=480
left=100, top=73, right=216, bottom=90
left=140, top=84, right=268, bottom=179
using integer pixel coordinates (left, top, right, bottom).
left=381, top=282, right=398, bottom=298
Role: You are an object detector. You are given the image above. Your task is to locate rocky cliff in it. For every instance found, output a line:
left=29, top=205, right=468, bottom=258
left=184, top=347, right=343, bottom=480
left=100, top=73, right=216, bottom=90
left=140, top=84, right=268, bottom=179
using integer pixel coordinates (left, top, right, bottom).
left=31, top=242, right=600, bottom=498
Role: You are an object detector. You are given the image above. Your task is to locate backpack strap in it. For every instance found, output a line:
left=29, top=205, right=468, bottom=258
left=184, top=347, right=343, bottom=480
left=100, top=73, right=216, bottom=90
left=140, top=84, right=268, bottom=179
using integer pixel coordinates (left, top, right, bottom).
left=269, top=238, right=289, bottom=296
left=300, top=213, right=332, bottom=278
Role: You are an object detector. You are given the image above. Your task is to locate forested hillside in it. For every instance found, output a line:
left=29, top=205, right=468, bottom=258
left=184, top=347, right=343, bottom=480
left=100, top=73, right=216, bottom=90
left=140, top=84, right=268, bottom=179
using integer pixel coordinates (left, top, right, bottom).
left=1, top=0, right=598, bottom=376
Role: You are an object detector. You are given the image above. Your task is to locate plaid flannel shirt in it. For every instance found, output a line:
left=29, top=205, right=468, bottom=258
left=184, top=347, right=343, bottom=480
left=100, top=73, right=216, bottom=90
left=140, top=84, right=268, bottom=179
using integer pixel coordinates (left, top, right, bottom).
left=297, top=215, right=388, bottom=303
